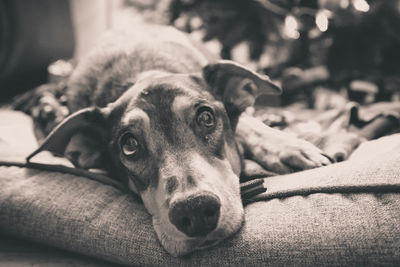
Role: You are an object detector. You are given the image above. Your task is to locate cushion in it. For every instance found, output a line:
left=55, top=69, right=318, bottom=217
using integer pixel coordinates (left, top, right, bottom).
left=1, top=110, right=399, bottom=266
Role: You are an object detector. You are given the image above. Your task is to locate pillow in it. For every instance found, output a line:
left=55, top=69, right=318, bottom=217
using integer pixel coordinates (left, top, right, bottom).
left=1, top=110, right=399, bottom=266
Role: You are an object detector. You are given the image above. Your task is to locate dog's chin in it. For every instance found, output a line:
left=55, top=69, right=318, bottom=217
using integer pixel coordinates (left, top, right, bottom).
left=152, top=204, right=245, bottom=257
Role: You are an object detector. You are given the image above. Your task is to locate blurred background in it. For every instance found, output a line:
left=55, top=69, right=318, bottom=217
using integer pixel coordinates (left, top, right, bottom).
left=1, top=0, right=400, bottom=108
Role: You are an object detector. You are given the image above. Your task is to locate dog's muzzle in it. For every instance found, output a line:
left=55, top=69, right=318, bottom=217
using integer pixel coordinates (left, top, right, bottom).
left=168, top=191, right=221, bottom=237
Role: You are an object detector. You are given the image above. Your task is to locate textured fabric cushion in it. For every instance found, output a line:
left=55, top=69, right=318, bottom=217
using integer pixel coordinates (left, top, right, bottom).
left=1, top=110, right=399, bottom=266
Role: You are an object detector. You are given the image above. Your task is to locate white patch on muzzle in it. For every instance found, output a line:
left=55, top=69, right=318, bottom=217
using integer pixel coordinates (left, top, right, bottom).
left=140, top=152, right=244, bottom=256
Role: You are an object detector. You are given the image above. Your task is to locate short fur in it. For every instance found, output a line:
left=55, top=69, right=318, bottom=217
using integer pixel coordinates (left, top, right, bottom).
left=32, top=25, right=330, bottom=256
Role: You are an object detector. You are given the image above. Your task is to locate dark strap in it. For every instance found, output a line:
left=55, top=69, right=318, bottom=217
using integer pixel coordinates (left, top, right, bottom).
left=0, top=158, right=267, bottom=205
left=0, top=159, right=128, bottom=192
left=240, top=178, right=267, bottom=205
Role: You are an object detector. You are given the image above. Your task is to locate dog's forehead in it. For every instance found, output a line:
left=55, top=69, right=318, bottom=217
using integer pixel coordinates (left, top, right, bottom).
left=115, top=74, right=216, bottom=144
left=120, top=86, right=186, bottom=130
left=130, top=74, right=214, bottom=113
left=140, top=74, right=209, bottom=98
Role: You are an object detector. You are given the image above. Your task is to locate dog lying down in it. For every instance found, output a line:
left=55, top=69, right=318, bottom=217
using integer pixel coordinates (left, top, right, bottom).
left=28, top=25, right=331, bottom=256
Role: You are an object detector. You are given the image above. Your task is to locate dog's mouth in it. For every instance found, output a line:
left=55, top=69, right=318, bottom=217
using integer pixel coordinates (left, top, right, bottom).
left=189, top=219, right=244, bottom=252
left=199, top=238, right=220, bottom=248
left=152, top=202, right=244, bottom=257
left=145, top=160, right=244, bottom=256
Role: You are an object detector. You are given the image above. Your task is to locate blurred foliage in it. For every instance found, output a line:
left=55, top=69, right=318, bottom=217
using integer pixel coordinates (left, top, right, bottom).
left=170, top=0, right=282, bottom=60
left=124, top=0, right=400, bottom=106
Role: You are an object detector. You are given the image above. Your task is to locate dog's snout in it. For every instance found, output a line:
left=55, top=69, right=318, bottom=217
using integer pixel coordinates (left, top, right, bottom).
left=168, top=192, right=221, bottom=237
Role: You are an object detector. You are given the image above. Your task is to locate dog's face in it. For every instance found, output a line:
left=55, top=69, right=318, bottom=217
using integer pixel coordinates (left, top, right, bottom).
left=36, top=60, right=280, bottom=256
left=112, top=72, right=245, bottom=256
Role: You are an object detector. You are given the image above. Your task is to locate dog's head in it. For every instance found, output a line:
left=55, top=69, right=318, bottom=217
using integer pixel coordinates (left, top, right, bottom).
left=34, top=60, right=280, bottom=256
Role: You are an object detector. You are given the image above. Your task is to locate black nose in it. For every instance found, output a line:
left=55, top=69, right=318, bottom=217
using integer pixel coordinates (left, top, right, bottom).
left=168, top=192, right=221, bottom=237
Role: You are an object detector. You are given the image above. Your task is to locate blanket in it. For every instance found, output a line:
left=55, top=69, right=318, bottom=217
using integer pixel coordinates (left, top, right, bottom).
left=253, top=100, right=400, bottom=162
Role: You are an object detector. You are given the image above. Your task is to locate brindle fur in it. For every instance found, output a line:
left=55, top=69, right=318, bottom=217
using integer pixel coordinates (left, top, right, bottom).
left=32, top=24, right=330, bottom=256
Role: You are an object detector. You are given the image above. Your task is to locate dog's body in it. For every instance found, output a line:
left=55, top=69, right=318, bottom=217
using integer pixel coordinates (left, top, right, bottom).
left=32, top=25, right=330, bottom=256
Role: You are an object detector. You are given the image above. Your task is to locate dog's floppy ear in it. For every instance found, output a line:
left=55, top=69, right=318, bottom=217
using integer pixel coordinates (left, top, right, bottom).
left=27, top=107, right=110, bottom=169
left=203, top=60, right=281, bottom=127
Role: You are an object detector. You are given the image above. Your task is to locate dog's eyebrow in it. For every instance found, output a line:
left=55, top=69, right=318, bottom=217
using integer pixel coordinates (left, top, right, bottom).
left=116, top=121, right=145, bottom=138
left=121, top=108, right=150, bottom=127
left=193, top=100, right=210, bottom=109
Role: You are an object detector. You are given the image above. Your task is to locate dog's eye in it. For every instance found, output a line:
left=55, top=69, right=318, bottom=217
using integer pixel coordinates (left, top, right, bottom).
left=121, top=133, right=140, bottom=156
left=196, top=108, right=215, bottom=128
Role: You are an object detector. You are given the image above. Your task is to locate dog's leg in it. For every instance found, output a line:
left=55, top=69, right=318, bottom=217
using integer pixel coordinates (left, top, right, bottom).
left=236, top=114, right=332, bottom=174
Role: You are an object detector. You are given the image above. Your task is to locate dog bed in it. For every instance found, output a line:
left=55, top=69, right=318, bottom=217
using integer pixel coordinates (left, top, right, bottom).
left=0, top=109, right=399, bottom=266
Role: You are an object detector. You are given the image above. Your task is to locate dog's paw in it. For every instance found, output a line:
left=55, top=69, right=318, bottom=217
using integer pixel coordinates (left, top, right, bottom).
left=13, top=83, right=69, bottom=139
left=256, top=138, right=332, bottom=174
left=236, top=115, right=332, bottom=174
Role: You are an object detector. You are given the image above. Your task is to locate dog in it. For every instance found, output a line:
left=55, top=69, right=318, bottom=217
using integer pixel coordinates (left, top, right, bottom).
left=28, top=24, right=331, bottom=256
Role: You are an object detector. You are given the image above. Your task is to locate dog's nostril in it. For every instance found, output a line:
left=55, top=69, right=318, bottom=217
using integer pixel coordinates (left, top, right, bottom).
left=168, top=192, right=221, bottom=237
left=181, top=217, right=191, bottom=228
left=204, top=208, right=216, bottom=218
